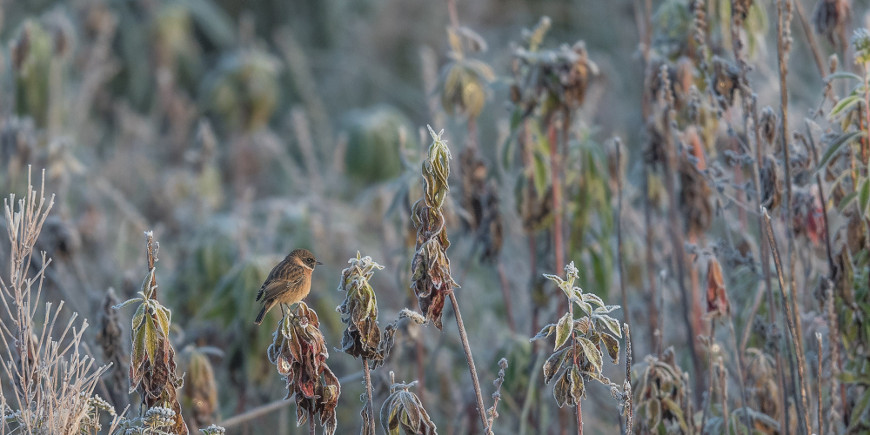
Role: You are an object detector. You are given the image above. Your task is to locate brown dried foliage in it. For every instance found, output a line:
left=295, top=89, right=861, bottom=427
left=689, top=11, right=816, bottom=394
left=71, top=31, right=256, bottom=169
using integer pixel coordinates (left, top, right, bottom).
left=267, top=302, right=340, bottom=433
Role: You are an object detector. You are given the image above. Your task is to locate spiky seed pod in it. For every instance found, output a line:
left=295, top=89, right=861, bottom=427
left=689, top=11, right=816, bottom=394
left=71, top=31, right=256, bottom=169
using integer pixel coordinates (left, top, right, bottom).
left=114, top=232, right=188, bottom=435
left=410, top=127, right=459, bottom=329
left=267, top=302, right=340, bottom=433
left=704, top=258, right=730, bottom=319
left=337, top=252, right=399, bottom=367
left=760, top=155, right=781, bottom=211
left=96, top=288, right=129, bottom=409
left=380, top=374, right=437, bottom=435
left=759, top=106, right=778, bottom=148
left=813, top=0, right=850, bottom=46
left=633, top=348, right=692, bottom=432
left=678, top=156, right=712, bottom=238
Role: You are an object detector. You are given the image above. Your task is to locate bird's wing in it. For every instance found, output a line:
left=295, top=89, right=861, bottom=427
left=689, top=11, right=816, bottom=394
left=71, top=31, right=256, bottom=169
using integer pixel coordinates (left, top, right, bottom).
left=260, top=273, right=304, bottom=301
left=257, top=262, right=304, bottom=301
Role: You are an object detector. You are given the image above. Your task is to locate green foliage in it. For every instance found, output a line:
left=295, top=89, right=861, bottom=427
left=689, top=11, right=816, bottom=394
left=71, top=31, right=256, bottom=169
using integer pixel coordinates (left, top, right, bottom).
left=533, top=262, right=623, bottom=408
left=342, top=106, right=410, bottom=184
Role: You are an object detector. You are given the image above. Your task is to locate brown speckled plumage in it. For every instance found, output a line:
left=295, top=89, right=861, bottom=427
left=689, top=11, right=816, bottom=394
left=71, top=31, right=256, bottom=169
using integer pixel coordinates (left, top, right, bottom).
left=254, top=249, right=321, bottom=325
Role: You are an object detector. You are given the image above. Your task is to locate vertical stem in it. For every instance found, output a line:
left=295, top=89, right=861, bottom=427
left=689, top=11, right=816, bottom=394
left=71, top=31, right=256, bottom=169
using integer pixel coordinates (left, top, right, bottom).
left=615, top=138, right=632, bottom=360
left=816, top=332, right=824, bottom=435
left=362, top=358, right=376, bottom=435
left=448, top=291, right=490, bottom=432
left=643, top=159, right=660, bottom=355
left=549, top=115, right=565, bottom=278
left=763, top=210, right=812, bottom=435
left=496, top=262, right=517, bottom=334
left=623, top=323, right=633, bottom=435
left=309, top=414, right=315, bottom=435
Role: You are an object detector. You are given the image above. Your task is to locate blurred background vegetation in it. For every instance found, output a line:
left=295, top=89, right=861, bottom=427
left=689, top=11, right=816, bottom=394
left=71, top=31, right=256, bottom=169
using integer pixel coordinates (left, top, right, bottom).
left=1, top=0, right=865, bottom=433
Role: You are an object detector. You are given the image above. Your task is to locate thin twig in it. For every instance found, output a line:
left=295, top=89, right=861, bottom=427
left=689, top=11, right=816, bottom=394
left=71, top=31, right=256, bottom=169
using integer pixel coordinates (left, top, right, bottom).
left=792, top=0, right=826, bottom=78
left=623, top=323, right=633, bottom=435
left=763, top=207, right=812, bottom=435
left=615, top=138, right=632, bottom=360
left=362, top=357, right=376, bottom=435
left=816, top=332, right=824, bottom=435
left=448, top=291, right=490, bottom=432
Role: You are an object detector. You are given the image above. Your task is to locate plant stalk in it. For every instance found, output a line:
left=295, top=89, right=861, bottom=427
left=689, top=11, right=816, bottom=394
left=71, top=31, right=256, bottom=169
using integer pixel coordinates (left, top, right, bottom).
left=448, top=291, right=490, bottom=432
left=362, top=357, right=375, bottom=435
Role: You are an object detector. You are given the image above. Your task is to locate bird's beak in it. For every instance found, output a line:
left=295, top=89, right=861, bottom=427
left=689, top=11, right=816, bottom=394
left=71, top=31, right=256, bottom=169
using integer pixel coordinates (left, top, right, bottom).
left=316, top=261, right=324, bottom=265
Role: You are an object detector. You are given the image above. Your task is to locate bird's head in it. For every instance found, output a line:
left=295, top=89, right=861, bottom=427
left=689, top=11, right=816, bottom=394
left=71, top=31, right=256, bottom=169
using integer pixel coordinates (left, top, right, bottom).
left=290, top=248, right=322, bottom=270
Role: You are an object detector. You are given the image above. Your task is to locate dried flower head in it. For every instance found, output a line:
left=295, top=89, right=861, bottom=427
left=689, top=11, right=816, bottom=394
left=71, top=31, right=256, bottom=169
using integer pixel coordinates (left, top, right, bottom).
left=511, top=40, right=598, bottom=113
left=380, top=373, right=437, bottom=435
left=704, top=257, right=731, bottom=319
left=678, top=155, right=712, bottom=238
left=460, top=147, right=503, bottom=263
left=337, top=252, right=399, bottom=367
left=711, top=57, right=740, bottom=108
left=114, top=232, right=188, bottom=435
left=633, top=348, right=692, bottom=433
left=760, top=106, right=778, bottom=148
left=267, top=302, right=340, bottom=433
left=813, top=0, right=850, bottom=47
left=97, top=288, right=129, bottom=409
left=440, top=27, right=495, bottom=119
left=853, top=28, right=870, bottom=64
left=744, top=348, right=781, bottom=422
left=184, top=346, right=219, bottom=428
left=411, top=126, right=459, bottom=329
left=760, top=155, right=781, bottom=211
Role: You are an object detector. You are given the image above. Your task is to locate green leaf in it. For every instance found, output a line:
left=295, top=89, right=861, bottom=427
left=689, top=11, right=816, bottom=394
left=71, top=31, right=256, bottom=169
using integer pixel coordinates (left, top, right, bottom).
left=542, top=347, right=570, bottom=384
left=595, top=314, right=623, bottom=338
left=860, top=178, right=870, bottom=218
left=817, top=131, right=865, bottom=170
left=131, top=304, right=146, bottom=331
left=848, top=389, right=870, bottom=432
left=154, top=305, right=171, bottom=337
left=144, top=316, right=158, bottom=363
left=113, top=297, right=142, bottom=311
left=825, top=71, right=864, bottom=82
left=838, top=191, right=858, bottom=212
left=569, top=366, right=584, bottom=403
left=661, top=397, right=688, bottom=433
left=553, top=369, right=570, bottom=407
left=581, top=293, right=605, bottom=308
left=829, top=94, right=861, bottom=118
left=132, top=319, right=146, bottom=365
left=578, top=336, right=603, bottom=373
left=531, top=323, right=557, bottom=342
left=554, top=312, right=573, bottom=350
left=532, top=151, right=549, bottom=196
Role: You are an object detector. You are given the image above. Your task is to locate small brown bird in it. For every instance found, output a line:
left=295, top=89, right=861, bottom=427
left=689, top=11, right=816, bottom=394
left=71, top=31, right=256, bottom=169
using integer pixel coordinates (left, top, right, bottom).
left=254, top=249, right=322, bottom=325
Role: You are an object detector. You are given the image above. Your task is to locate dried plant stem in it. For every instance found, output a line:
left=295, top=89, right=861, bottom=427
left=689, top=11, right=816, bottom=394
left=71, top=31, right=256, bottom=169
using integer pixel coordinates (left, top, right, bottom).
left=623, top=323, right=633, bottom=435
left=615, top=138, right=632, bottom=359
left=727, top=320, right=752, bottom=432
left=763, top=209, right=812, bottom=435
left=661, top=105, right=703, bottom=399
left=700, top=323, right=717, bottom=433
left=642, top=162, right=660, bottom=354
left=448, top=291, right=490, bottom=432
left=309, top=414, right=315, bottom=435
left=549, top=114, right=566, bottom=286
left=362, top=357, right=375, bottom=435
left=816, top=332, right=823, bottom=435
left=497, top=262, right=517, bottom=334
left=803, top=122, right=834, bottom=272
left=792, top=0, right=826, bottom=78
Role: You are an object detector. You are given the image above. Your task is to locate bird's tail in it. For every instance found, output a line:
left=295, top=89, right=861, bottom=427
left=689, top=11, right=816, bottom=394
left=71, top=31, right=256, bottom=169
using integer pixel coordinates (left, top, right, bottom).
left=254, top=305, right=268, bottom=325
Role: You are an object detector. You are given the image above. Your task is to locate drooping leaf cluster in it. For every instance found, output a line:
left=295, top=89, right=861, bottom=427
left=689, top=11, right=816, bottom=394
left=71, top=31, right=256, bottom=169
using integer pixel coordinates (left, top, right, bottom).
left=267, top=302, right=340, bottom=434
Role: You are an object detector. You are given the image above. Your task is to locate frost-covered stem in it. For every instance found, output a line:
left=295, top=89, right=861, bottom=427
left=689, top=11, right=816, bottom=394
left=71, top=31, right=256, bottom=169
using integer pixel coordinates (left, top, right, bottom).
left=448, top=292, right=489, bottom=432
left=309, top=414, right=315, bottom=435
left=623, top=323, right=633, bottom=435
left=763, top=209, right=811, bottom=435
left=362, top=357, right=375, bottom=434
left=615, top=138, right=631, bottom=359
